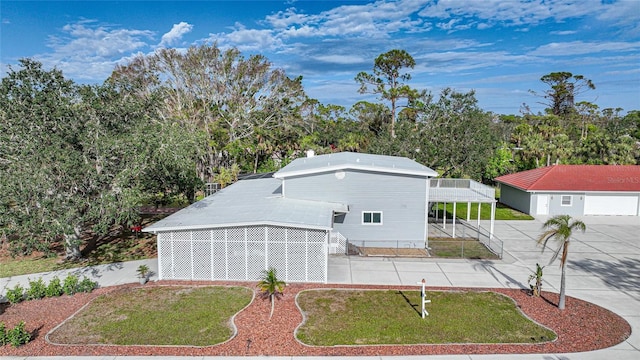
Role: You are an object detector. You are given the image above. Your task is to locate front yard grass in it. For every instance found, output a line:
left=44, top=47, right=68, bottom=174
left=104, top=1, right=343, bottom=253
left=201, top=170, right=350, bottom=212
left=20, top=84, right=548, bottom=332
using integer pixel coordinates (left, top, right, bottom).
left=296, top=289, right=556, bottom=345
left=48, top=286, right=253, bottom=346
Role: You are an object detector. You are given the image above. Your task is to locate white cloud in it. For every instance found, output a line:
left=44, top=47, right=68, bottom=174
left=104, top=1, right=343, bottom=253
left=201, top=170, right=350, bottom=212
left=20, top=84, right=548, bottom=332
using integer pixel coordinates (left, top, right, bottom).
left=213, top=23, right=282, bottom=52
left=419, top=0, right=599, bottom=27
left=550, top=30, right=577, bottom=35
left=529, top=41, right=640, bottom=56
left=314, top=54, right=366, bottom=65
left=35, top=21, right=155, bottom=81
left=159, top=22, right=193, bottom=47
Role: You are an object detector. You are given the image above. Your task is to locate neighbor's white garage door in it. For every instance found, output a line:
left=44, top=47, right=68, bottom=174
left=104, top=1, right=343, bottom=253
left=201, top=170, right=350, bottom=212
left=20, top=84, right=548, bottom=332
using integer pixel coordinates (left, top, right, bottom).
left=584, top=195, right=638, bottom=216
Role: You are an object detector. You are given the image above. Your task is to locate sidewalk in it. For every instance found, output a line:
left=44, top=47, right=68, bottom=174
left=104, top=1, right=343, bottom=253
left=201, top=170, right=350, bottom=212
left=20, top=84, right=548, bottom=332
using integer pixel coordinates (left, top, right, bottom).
left=2, top=216, right=639, bottom=359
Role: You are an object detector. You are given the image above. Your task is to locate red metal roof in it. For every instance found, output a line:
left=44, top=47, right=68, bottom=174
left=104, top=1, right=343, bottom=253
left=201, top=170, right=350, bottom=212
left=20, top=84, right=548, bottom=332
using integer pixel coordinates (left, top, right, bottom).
left=495, top=165, right=640, bottom=192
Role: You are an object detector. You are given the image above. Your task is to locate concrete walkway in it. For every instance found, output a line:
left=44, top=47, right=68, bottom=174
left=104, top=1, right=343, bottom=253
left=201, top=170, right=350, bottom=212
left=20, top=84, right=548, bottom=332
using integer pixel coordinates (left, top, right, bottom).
left=1, top=216, right=639, bottom=359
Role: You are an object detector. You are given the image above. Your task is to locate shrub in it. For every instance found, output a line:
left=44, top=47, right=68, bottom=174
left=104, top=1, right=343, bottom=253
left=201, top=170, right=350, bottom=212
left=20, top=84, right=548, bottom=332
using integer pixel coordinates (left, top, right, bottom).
left=63, top=274, right=79, bottom=295
left=78, top=277, right=98, bottom=293
left=5, top=284, right=24, bottom=304
left=25, top=278, right=47, bottom=300
left=45, top=276, right=64, bottom=297
left=7, top=321, right=31, bottom=347
left=0, top=322, right=6, bottom=346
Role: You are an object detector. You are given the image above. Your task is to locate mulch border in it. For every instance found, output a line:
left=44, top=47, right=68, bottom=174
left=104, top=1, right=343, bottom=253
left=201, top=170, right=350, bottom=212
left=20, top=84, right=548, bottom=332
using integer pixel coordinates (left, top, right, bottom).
left=0, top=280, right=632, bottom=356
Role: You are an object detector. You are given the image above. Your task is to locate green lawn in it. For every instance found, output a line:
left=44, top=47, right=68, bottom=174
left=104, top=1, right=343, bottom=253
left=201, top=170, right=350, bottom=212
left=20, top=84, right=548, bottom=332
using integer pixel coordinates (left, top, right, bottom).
left=296, top=289, right=555, bottom=345
left=48, top=286, right=253, bottom=346
left=428, top=238, right=500, bottom=259
left=0, top=239, right=155, bottom=278
left=1, top=221, right=158, bottom=278
left=435, top=202, right=534, bottom=221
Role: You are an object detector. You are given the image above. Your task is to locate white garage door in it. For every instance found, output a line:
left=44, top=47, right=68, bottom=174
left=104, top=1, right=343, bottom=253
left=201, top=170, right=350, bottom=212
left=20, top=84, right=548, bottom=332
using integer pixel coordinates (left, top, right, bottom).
left=584, top=195, right=639, bottom=216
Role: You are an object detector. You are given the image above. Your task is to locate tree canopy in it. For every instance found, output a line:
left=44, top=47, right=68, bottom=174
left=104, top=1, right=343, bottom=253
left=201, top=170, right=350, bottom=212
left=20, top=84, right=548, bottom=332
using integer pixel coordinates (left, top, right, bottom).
left=0, top=47, right=637, bottom=260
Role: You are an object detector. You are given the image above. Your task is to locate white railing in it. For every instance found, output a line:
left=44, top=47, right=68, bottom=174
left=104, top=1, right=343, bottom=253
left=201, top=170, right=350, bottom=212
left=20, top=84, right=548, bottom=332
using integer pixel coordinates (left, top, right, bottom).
left=429, top=178, right=495, bottom=202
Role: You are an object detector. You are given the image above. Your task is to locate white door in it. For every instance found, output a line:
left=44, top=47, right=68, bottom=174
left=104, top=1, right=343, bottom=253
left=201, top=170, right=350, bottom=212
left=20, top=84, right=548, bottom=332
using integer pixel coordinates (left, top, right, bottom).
left=536, top=195, right=549, bottom=215
left=584, top=195, right=638, bottom=215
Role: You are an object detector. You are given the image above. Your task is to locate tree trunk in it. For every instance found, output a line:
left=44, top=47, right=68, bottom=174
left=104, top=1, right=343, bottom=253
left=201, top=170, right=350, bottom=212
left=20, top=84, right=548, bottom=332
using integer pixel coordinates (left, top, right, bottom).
left=64, top=233, right=82, bottom=260
left=64, top=226, right=82, bottom=260
left=269, top=294, right=275, bottom=319
left=558, top=264, right=566, bottom=310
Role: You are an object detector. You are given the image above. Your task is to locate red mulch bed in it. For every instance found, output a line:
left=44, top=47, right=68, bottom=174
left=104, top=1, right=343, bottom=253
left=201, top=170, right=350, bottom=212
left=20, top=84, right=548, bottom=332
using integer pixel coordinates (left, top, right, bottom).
left=0, top=281, right=631, bottom=356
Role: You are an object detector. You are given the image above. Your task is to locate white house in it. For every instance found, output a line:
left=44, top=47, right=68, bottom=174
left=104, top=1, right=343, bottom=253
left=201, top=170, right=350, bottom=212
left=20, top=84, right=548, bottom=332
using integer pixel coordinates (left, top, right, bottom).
left=144, top=152, right=438, bottom=283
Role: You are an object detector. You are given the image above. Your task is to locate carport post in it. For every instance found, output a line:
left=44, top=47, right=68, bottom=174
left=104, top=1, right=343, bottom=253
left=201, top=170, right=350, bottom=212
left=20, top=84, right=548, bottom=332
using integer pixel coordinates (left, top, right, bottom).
left=490, top=202, right=496, bottom=239
left=452, top=202, right=457, bottom=238
left=442, top=202, right=447, bottom=229
left=477, top=203, right=482, bottom=239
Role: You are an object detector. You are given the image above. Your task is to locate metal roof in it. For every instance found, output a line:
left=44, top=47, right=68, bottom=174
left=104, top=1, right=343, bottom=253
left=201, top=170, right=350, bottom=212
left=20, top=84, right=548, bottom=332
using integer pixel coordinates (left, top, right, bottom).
left=495, top=165, right=640, bottom=192
left=144, top=178, right=348, bottom=233
left=274, top=152, right=438, bottom=179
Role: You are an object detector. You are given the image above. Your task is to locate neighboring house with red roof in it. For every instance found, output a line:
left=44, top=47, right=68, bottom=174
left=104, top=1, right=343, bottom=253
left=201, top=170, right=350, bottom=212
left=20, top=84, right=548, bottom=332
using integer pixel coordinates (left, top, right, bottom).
left=495, top=165, right=640, bottom=217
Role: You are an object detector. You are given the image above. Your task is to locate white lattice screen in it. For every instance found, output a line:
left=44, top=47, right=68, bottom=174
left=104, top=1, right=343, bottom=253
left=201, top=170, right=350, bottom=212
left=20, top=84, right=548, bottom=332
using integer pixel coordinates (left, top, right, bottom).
left=157, top=225, right=328, bottom=283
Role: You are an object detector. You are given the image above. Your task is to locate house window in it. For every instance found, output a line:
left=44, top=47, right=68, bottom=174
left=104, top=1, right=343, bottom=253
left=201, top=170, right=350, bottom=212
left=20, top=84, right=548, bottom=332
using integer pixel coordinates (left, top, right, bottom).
left=561, top=195, right=572, bottom=206
left=362, top=211, right=383, bottom=225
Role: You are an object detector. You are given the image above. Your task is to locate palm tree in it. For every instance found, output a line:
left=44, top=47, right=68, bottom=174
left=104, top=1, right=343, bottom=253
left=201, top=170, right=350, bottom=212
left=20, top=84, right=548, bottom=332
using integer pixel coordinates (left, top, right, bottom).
left=536, top=214, right=586, bottom=310
left=257, top=267, right=286, bottom=319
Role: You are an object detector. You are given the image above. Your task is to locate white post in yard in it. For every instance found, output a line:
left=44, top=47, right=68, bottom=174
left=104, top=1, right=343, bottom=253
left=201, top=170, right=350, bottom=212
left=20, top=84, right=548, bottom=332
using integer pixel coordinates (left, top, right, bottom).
left=417, top=278, right=431, bottom=318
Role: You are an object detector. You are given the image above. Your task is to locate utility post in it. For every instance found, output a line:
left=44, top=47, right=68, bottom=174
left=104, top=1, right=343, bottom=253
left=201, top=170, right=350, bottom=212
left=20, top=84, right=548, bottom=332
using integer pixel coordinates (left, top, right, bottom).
left=417, top=278, right=431, bottom=318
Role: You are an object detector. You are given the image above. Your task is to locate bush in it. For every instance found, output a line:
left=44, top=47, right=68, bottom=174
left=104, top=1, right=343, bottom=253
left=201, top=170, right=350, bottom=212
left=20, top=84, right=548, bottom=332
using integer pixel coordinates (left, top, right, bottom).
left=0, top=322, right=6, bottom=346
left=6, top=321, right=31, bottom=347
left=63, top=274, right=80, bottom=295
left=5, top=284, right=24, bottom=304
left=25, top=278, right=47, bottom=300
left=78, top=277, right=98, bottom=293
left=45, top=276, right=64, bottom=297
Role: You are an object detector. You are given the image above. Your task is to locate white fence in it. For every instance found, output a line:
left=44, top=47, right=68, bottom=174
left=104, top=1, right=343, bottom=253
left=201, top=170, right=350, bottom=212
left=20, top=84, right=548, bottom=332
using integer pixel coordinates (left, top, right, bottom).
left=157, top=225, right=328, bottom=283
left=329, top=231, right=347, bottom=254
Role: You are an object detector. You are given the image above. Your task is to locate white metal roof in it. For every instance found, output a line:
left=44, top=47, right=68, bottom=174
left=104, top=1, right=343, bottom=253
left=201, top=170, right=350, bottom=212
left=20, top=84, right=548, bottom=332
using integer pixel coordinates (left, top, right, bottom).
left=274, top=152, right=438, bottom=179
left=144, top=178, right=348, bottom=233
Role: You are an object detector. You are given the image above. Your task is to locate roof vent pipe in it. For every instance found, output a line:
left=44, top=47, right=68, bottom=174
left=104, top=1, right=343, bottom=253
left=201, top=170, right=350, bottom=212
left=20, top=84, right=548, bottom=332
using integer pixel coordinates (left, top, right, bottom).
left=306, top=149, right=315, bottom=158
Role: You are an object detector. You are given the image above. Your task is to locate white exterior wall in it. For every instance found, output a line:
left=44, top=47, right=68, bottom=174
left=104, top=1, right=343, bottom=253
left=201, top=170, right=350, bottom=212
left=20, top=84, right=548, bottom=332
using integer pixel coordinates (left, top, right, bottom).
left=283, top=169, right=428, bottom=248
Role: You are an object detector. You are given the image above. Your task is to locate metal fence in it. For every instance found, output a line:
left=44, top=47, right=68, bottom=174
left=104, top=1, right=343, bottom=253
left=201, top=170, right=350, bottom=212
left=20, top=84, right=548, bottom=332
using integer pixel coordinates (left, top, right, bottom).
left=157, top=225, right=328, bottom=283
left=428, top=219, right=503, bottom=258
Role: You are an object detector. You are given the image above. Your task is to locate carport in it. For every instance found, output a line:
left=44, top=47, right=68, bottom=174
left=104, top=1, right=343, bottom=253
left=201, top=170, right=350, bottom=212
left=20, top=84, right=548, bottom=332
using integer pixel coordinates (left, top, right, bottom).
left=429, top=178, right=497, bottom=239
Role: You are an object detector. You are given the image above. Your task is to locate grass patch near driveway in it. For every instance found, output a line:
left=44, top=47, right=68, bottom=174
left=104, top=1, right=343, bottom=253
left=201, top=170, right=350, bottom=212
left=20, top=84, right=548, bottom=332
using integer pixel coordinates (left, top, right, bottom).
left=428, top=238, right=500, bottom=259
left=296, top=289, right=556, bottom=346
left=48, top=286, right=253, bottom=346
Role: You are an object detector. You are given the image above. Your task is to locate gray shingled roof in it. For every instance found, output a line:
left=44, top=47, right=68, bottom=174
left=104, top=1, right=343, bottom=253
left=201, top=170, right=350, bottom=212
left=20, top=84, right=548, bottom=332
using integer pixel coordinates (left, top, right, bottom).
left=144, top=178, right=348, bottom=233
left=274, top=152, right=438, bottom=179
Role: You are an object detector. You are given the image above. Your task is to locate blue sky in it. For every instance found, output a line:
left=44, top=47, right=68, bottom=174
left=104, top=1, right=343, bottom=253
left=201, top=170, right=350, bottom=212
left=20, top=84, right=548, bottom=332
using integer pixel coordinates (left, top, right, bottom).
left=1, top=0, right=639, bottom=115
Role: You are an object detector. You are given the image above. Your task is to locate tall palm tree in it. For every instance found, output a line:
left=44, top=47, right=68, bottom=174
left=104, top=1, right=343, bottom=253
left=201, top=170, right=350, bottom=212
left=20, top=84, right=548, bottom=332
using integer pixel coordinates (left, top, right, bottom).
left=258, top=267, right=286, bottom=319
left=536, top=214, right=586, bottom=310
